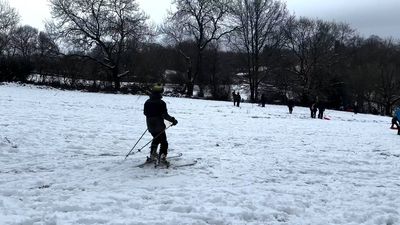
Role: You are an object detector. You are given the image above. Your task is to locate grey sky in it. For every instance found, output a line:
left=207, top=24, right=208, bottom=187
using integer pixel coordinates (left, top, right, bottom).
left=7, top=0, right=400, bottom=39
left=285, top=0, right=400, bottom=39
left=7, top=0, right=173, bottom=31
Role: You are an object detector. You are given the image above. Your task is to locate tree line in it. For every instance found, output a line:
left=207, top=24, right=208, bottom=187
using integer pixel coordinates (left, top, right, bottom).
left=0, top=0, right=399, bottom=115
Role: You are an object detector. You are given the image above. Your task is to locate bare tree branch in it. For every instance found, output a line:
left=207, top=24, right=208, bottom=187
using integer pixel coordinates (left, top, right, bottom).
left=48, top=0, right=148, bottom=89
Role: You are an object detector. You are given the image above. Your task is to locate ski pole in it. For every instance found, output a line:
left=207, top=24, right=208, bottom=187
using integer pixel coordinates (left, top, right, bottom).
left=131, top=124, right=173, bottom=157
left=125, top=128, right=148, bottom=160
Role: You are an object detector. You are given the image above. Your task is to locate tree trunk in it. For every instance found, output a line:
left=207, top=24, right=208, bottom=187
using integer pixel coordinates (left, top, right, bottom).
left=112, top=67, right=121, bottom=90
left=187, top=50, right=203, bottom=97
left=184, top=55, right=193, bottom=97
left=254, top=68, right=259, bottom=102
left=385, top=101, right=391, bottom=116
left=249, top=74, right=255, bottom=102
left=186, top=81, right=194, bottom=97
left=198, top=85, right=205, bottom=98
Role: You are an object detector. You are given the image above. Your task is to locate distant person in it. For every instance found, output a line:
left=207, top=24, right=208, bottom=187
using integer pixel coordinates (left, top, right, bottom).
left=391, top=116, right=399, bottom=129
left=260, top=94, right=266, bottom=107
left=236, top=92, right=241, bottom=107
left=317, top=102, right=326, bottom=119
left=353, top=101, right=359, bottom=114
left=144, top=84, right=178, bottom=164
left=394, top=107, right=400, bottom=135
left=372, top=108, right=378, bottom=115
left=393, top=116, right=400, bottom=135
left=310, top=102, right=317, bottom=118
left=287, top=99, right=295, bottom=114
left=232, top=91, right=237, bottom=106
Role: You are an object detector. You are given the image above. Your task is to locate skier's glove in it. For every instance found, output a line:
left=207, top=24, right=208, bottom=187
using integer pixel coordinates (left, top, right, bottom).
left=172, top=118, right=178, bottom=126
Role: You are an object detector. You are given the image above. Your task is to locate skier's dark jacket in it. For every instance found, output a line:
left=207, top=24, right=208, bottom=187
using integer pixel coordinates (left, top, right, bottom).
left=144, top=93, right=175, bottom=134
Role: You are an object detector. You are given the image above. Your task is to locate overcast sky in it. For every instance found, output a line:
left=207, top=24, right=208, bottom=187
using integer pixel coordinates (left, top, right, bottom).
left=7, top=0, right=400, bottom=39
left=286, top=0, right=400, bottom=39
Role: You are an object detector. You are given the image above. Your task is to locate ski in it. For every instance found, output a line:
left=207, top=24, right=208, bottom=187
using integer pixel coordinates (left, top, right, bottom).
left=157, top=159, right=198, bottom=169
left=172, top=160, right=198, bottom=168
left=164, top=152, right=183, bottom=159
left=155, top=160, right=197, bottom=169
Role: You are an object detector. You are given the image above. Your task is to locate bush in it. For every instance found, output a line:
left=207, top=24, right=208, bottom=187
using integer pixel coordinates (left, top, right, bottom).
left=0, top=57, right=33, bottom=82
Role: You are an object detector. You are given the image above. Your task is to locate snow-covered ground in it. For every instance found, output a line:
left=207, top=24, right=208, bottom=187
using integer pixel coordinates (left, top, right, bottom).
left=1, top=83, right=399, bottom=225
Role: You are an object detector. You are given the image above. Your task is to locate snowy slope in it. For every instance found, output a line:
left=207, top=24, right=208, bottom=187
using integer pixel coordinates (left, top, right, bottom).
left=0, top=83, right=399, bottom=225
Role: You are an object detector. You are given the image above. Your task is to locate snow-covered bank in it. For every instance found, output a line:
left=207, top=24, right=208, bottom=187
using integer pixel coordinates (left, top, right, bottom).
left=1, top=83, right=399, bottom=225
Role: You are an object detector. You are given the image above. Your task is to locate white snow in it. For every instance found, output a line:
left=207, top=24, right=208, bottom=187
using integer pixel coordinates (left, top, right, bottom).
left=1, top=83, right=399, bottom=225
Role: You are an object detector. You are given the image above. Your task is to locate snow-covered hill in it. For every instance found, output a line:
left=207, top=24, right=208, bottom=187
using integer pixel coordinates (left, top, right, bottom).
left=1, top=83, right=399, bottom=225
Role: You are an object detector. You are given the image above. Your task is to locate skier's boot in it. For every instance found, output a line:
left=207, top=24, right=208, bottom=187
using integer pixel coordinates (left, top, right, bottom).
left=147, top=146, right=158, bottom=162
left=159, top=154, right=170, bottom=167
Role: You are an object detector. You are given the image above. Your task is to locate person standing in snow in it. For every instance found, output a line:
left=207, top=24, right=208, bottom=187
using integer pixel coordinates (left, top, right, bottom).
left=391, top=116, right=399, bottom=129
left=393, top=107, right=400, bottom=135
left=232, top=91, right=237, bottom=106
left=260, top=94, right=267, bottom=107
left=310, top=102, right=317, bottom=118
left=287, top=99, right=295, bottom=114
left=317, top=101, right=326, bottom=119
left=236, top=92, right=241, bottom=107
left=144, top=84, right=178, bottom=163
left=353, top=101, right=359, bottom=114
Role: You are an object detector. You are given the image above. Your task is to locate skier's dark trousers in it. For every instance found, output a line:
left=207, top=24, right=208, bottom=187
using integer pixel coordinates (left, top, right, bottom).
left=144, top=84, right=178, bottom=160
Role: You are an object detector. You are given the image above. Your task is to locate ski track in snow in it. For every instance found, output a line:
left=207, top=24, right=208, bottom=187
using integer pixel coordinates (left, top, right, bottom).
left=1, top=83, right=399, bottom=225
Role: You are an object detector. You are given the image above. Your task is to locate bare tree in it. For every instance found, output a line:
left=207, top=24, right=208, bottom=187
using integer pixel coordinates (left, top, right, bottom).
left=9, top=25, right=38, bottom=59
left=165, top=0, right=233, bottom=97
left=0, top=0, right=19, bottom=32
left=377, top=40, right=400, bottom=115
left=349, top=37, right=400, bottom=115
left=35, top=31, right=59, bottom=80
left=37, top=32, right=59, bottom=56
left=229, top=0, right=288, bottom=102
left=48, top=0, right=148, bottom=89
left=0, top=0, right=19, bottom=54
left=284, top=17, right=354, bottom=103
left=204, top=41, right=235, bottom=100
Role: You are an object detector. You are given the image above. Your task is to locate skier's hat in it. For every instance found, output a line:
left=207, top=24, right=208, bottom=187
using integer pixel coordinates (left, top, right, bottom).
left=151, top=83, right=164, bottom=93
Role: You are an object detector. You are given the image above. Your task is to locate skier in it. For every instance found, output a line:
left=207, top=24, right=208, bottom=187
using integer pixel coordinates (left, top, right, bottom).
left=287, top=99, right=295, bottom=114
left=144, top=84, right=178, bottom=164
